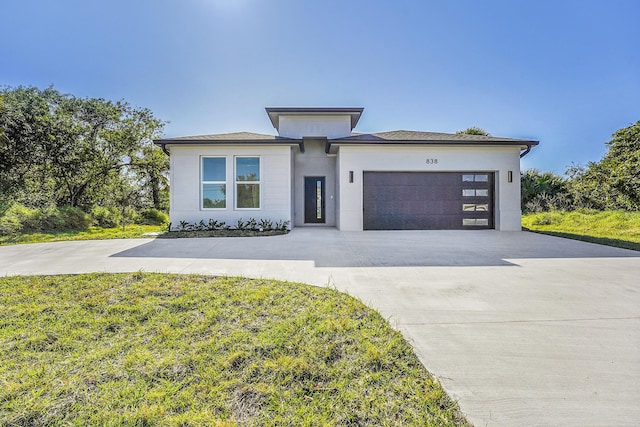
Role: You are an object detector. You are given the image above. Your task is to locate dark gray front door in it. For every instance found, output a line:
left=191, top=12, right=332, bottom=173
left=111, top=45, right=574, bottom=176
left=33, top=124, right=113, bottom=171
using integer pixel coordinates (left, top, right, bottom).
left=304, top=177, right=325, bottom=223
left=363, top=172, right=494, bottom=230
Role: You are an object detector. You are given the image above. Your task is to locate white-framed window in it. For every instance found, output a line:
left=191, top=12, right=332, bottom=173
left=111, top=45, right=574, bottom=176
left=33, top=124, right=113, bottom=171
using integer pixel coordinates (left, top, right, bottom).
left=201, top=157, right=226, bottom=209
left=235, top=156, right=260, bottom=209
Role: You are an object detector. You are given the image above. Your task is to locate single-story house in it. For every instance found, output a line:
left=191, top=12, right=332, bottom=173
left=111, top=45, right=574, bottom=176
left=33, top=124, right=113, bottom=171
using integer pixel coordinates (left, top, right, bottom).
left=154, top=107, right=538, bottom=231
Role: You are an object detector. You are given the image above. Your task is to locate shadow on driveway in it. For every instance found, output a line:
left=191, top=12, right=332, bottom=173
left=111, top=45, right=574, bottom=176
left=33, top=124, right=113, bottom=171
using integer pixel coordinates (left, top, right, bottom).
left=110, top=229, right=640, bottom=268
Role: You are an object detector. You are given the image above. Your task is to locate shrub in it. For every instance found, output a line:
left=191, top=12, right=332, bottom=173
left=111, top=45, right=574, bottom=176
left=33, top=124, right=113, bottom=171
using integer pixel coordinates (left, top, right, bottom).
left=53, top=206, right=92, bottom=230
left=91, top=206, right=121, bottom=228
left=140, top=209, right=169, bottom=225
left=121, top=208, right=141, bottom=226
left=0, top=204, right=91, bottom=235
left=0, top=214, right=22, bottom=235
left=525, top=192, right=572, bottom=213
left=0, top=204, right=40, bottom=234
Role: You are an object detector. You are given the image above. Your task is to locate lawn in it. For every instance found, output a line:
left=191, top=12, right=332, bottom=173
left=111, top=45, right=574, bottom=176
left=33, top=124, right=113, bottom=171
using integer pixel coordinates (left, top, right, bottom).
left=522, top=210, right=640, bottom=251
left=0, top=225, right=165, bottom=246
left=0, top=273, right=469, bottom=426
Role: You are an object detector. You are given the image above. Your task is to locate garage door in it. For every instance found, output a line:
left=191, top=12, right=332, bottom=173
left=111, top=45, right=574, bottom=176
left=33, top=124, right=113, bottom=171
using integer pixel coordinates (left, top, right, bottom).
left=363, top=172, right=494, bottom=230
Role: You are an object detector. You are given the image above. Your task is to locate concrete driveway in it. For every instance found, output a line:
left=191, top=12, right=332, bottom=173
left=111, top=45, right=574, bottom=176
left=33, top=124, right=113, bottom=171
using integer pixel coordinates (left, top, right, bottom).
left=1, top=229, right=639, bottom=427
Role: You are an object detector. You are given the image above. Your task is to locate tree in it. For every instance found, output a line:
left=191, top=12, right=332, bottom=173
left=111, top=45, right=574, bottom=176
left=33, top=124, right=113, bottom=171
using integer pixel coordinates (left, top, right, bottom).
left=456, top=127, right=490, bottom=136
left=0, top=85, right=166, bottom=210
left=521, top=169, right=570, bottom=212
left=602, top=120, right=640, bottom=208
left=567, top=121, right=640, bottom=211
left=131, top=144, right=169, bottom=210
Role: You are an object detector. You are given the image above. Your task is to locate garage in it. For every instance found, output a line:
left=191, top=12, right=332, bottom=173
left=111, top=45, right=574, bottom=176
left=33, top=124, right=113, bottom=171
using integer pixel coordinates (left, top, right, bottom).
left=363, top=171, right=494, bottom=230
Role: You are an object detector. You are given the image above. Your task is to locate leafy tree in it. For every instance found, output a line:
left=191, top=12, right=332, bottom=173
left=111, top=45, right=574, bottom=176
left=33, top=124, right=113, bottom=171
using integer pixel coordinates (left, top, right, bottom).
left=131, top=144, right=169, bottom=210
left=456, top=127, right=490, bottom=136
left=0, top=85, right=166, bottom=210
left=602, top=120, right=640, bottom=209
left=567, top=121, right=640, bottom=211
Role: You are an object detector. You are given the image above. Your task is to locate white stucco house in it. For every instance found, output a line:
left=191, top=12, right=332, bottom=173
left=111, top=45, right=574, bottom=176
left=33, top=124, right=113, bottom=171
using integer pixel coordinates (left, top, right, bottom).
left=154, top=107, right=538, bottom=231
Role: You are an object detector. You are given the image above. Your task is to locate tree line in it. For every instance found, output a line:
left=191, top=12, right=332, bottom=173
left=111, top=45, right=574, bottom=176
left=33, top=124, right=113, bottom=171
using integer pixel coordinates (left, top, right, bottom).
left=0, top=86, right=169, bottom=231
left=521, top=120, right=640, bottom=212
left=0, top=85, right=168, bottom=231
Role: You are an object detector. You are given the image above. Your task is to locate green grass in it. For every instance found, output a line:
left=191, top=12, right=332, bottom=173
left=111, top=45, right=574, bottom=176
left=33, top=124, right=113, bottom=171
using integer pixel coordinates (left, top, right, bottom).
left=0, top=226, right=290, bottom=245
left=0, top=225, right=165, bottom=246
left=0, top=273, right=469, bottom=426
left=522, top=210, right=640, bottom=251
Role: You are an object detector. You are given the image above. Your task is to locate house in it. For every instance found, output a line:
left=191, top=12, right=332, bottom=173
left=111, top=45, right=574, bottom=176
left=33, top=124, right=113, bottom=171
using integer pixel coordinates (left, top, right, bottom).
left=154, top=107, right=538, bottom=231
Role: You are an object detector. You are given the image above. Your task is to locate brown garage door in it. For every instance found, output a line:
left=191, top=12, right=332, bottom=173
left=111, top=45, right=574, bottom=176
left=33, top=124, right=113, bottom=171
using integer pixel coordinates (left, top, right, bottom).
left=363, top=172, right=494, bottom=230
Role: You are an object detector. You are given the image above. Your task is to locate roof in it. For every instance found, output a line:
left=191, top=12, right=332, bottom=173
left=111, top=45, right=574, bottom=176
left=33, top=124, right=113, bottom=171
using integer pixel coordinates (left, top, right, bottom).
left=265, top=107, right=364, bottom=131
left=154, top=131, right=295, bottom=143
left=338, top=130, right=538, bottom=144
left=153, top=129, right=538, bottom=156
left=324, top=130, right=538, bottom=155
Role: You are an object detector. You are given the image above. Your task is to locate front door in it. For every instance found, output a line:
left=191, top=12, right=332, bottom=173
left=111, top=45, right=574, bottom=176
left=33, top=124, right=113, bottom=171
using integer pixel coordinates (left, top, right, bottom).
left=304, top=177, right=325, bottom=223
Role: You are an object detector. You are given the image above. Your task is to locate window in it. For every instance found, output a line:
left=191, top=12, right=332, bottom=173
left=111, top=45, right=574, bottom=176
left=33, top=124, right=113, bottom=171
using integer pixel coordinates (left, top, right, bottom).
left=463, top=203, right=489, bottom=212
left=463, top=218, right=489, bottom=226
left=462, top=189, right=489, bottom=197
left=463, top=174, right=489, bottom=182
left=202, top=157, right=226, bottom=209
left=235, top=157, right=260, bottom=209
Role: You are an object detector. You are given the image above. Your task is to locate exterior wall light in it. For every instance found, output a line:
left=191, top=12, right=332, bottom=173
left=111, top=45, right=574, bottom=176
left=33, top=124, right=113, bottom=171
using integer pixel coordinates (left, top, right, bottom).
left=508, top=171, right=513, bottom=183
left=349, top=171, right=354, bottom=183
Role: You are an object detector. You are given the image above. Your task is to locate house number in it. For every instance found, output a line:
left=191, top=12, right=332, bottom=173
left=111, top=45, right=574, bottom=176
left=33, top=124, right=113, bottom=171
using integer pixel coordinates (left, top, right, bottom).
left=425, top=158, right=438, bottom=164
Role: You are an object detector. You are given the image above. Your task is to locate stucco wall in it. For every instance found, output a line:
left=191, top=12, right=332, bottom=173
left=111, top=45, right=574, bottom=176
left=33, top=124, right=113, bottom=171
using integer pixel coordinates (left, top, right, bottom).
left=279, top=115, right=351, bottom=139
left=292, top=140, right=337, bottom=227
left=169, top=145, right=292, bottom=228
left=336, top=145, right=523, bottom=231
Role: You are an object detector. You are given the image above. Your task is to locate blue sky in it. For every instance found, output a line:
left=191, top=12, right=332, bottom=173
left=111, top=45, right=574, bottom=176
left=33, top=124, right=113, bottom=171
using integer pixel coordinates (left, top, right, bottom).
left=2, top=0, right=639, bottom=174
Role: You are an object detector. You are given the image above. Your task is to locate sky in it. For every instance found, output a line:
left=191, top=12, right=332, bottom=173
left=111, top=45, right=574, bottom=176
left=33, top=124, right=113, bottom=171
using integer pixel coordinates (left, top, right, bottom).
left=2, top=0, right=639, bottom=175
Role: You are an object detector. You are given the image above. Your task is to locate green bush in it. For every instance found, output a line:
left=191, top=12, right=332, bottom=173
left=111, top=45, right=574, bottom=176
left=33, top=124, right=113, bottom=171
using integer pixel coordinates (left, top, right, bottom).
left=0, top=214, right=22, bottom=235
left=46, top=206, right=92, bottom=231
left=0, top=204, right=92, bottom=235
left=0, top=204, right=40, bottom=234
left=123, top=208, right=142, bottom=225
left=91, top=206, right=121, bottom=228
left=140, top=209, right=169, bottom=225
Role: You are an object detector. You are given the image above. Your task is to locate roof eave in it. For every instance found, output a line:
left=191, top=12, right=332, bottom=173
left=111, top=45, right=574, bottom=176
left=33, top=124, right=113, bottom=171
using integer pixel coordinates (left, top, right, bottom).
left=153, top=138, right=304, bottom=155
left=326, top=139, right=539, bottom=154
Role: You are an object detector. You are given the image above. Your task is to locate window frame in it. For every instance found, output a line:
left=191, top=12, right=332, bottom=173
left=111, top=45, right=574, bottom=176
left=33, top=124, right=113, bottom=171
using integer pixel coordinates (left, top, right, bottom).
left=201, top=156, right=227, bottom=210
left=234, top=156, right=261, bottom=210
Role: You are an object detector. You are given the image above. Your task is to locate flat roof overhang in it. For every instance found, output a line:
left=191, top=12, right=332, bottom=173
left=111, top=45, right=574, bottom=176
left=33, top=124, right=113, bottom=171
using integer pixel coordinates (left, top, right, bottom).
left=265, top=107, right=364, bottom=132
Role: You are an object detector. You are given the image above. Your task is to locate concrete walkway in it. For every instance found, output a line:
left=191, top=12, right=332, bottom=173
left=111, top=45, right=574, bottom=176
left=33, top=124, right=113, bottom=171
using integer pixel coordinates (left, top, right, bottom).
left=1, top=229, right=639, bottom=426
